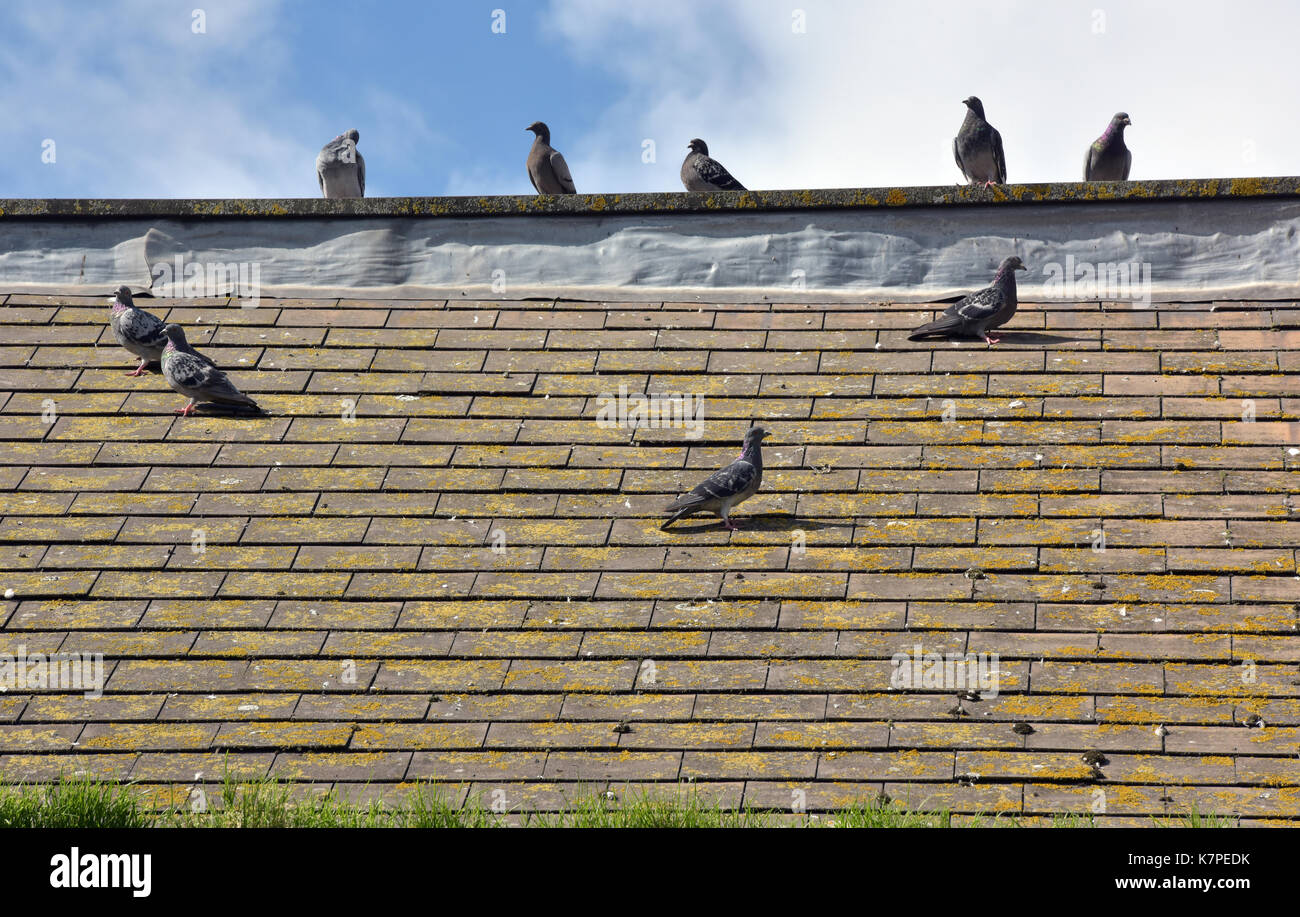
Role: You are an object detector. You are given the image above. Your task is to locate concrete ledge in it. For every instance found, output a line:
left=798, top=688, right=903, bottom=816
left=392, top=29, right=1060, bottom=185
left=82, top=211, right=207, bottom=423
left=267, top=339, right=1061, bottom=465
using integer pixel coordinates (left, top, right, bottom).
left=0, top=176, right=1298, bottom=219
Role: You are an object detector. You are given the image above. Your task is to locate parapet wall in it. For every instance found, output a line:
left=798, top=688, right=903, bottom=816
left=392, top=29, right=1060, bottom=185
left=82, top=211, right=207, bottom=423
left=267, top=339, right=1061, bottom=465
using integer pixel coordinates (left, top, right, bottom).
left=2, top=178, right=1298, bottom=302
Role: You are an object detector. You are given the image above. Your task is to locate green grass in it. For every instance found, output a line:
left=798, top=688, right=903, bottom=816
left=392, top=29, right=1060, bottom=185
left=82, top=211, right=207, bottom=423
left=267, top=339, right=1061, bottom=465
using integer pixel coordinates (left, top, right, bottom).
left=0, top=777, right=1238, bottom=828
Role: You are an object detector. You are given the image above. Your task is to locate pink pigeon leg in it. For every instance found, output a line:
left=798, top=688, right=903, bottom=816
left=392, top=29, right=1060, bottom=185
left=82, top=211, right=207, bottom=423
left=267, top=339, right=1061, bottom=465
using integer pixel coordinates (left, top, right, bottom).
left=125, top=360, right=150, bottom=377
left=982, top=333, right=1001, bottom=345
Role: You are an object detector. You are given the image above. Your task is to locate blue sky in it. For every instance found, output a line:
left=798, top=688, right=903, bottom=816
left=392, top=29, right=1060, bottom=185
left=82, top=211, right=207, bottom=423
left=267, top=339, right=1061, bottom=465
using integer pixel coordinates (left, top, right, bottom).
left=1, top=0, right=1298, bottom=198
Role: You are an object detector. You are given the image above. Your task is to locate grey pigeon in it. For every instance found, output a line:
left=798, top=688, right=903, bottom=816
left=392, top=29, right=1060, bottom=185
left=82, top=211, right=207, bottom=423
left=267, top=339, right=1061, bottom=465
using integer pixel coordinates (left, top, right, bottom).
left=661, top=426, right=768, bottom=531
left=908, top=256, right=1027, bottom=344
left=161, top=324, right=260, bottom=416
left=525, top=121, right=577, bottom=194
left=681, top=139, right=746, bottom=192
left=316, top=129, right=365, bottom=198
left=1084, top=112, right=1132, bottom=181
left=109, top=285, right=213, bottom=377
left=109, top=285, right=168, bottom=376
left=953, top=96, right=1007, bottom=187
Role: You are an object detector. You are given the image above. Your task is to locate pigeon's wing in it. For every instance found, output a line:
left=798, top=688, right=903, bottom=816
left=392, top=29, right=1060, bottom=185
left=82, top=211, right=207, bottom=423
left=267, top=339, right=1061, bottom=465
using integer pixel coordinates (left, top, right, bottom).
left=120, top=307, right=168, bottom=349
left=953, top=285, right=1006, bottom=325
left=695, top=156, right=745, bottom=191
left=911, top=285, right=1004, bottom=339
left=167, top=350, right=218, bottom=390
left=549, top=150, right=576, bottom=194
left=1120, top=148, right=1131, bottom=181
left=357, top=150, right=366, bottom=196
left=672, top=458, right=758, bottom=510
left=953, top=136, right=968, bottom=181
left=991, top=127, right=1007, bottom=183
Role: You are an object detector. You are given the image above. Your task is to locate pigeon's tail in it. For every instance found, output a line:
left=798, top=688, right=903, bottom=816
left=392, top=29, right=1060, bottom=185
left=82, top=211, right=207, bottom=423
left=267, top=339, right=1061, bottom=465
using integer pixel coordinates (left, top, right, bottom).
left=216, top=393, right=263, bottom=414
left=661, top=493, right=707, bottom=530
left=908, top=315, right=966, bottom=341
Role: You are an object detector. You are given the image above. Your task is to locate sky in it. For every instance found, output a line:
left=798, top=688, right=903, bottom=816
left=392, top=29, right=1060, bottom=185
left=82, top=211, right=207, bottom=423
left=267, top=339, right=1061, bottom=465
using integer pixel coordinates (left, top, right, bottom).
left=0, top=0, right=1297, bottom=199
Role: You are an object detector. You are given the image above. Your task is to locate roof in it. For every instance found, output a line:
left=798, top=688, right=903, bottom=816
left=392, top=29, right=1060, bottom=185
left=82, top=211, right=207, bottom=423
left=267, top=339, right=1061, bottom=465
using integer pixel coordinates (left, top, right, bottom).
left=2, top=288, right=1298, bottom=822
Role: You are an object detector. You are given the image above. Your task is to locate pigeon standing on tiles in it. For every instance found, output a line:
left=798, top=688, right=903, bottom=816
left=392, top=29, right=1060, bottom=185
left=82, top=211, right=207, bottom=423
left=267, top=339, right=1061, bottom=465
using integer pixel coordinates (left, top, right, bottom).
left=109, top=285, right=212, bottom=377
left=525, top=122, right=577, bottom=194
left=953, top=96, right=1007, bottom=187
left=908, top=256, right=1027, bottom=344
left=316, top=129, right=365, bottom=198
left=680, top=139, right=747, bottom=192
left=661, top=426, right=768, bottom=531
left=161, top=324, right=260, bottom=416
left=1084, top=112, right=1133, bottom=181
left=109, top=285, right=168, bottom=376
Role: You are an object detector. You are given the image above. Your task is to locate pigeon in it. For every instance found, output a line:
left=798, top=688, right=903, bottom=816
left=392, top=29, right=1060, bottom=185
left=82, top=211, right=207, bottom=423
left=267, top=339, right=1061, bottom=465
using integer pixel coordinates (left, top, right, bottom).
left=525, top=121, right=577, bottom=194
left=661, top=426, right=768, bottom=531
left=1084, top=112, right=1132, bottom=181
left=109, top=285, right=169, bottom=376
left=680, top=139, right=746, bottom=192
left=953, top=96, right=1007, bottom=187
left=316, top=129, right=365, bottom=198
left=161, top=324, right=260, bottom=416
left=908, top=256, right=1027, bottom=345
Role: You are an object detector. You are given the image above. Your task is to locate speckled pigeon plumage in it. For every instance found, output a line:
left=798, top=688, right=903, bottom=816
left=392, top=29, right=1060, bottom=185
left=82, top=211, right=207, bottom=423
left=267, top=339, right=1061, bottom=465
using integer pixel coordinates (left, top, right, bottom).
left=316, top=129, right=365, bottom=198
left=908, top=257, right=1027, bottom=344
left=109, top=285, right=213, bottom=377
left=953, top=96, right=1006, bottom=186
left=661, top=426, right=767, bottom=531
left=1084, top=112, right=1132, bottom=181
left=161, top=324, right=260, bottom=416
left=681, top=139, right=746, bottom=192
left=526, top=122, right=577, bottom=194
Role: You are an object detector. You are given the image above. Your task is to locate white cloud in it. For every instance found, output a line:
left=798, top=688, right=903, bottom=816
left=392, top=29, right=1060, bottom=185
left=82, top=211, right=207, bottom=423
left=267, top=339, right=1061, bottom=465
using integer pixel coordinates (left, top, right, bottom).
left=545, top=0, right=1300, bottom=193
left=0, top=0, right=317, bottom=198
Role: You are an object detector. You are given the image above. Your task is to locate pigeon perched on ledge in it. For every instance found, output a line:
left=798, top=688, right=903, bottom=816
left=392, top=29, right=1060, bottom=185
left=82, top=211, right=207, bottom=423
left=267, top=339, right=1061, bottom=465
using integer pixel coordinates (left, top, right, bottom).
left=953, top=96, right=1006, bottom=187
left=661, top=426, right=767, bottom=531
left=316, top=129, right=365, bottom=198
left=109, top=285, right=212, bottom=377
left=908, top=256, right=1027, bottom=344
left=526, top=121, right=577, bottom=194
left=161, top=324, right=260, bottom=416
left=681, top=139, right=746, bottom=192
left=1084, top=112, right=1132, bottom=181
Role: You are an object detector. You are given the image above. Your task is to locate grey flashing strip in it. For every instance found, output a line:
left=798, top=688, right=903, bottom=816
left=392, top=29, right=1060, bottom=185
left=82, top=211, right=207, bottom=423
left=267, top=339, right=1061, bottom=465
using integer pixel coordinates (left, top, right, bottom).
left=2, top=179, right=1299, bottom=303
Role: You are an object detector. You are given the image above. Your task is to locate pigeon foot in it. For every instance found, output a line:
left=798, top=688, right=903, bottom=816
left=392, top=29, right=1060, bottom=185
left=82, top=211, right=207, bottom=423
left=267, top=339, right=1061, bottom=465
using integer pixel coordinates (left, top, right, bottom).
left=982, top=334, right=1001, bottom=345
left=125, top=364, right=149, bottom=377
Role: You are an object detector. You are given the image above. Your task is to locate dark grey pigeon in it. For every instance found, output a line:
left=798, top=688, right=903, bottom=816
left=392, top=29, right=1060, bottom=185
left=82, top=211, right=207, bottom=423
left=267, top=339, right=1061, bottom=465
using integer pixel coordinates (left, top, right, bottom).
left=526, top=122, right=577, bottom=194
left=661, top=426, right=768, bottom=531
left=1084, top=112, right=1132, bottom=181
left=953, top=96, right=1007, bottom=187
left=681, top=139, right=746, bottom=192
left=161, top=324, right=260, bottom=416
left=109, top=285, right=212, bottom=377
left=316, top=129, right=365, bottom=198
left=908, top=256, right=1027, bottom=344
